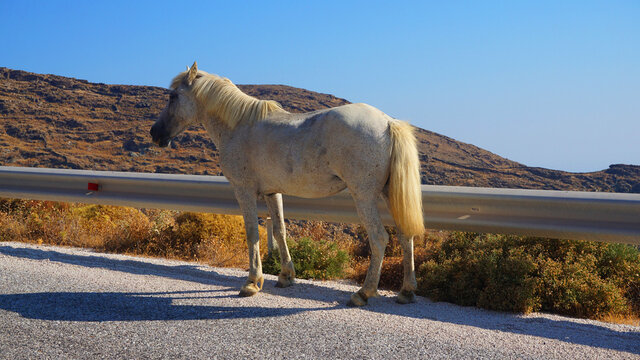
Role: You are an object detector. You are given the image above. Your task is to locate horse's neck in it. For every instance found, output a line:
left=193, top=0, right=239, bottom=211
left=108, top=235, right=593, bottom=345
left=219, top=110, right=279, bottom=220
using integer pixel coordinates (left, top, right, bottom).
left=201, top=115, right=232, bottom=149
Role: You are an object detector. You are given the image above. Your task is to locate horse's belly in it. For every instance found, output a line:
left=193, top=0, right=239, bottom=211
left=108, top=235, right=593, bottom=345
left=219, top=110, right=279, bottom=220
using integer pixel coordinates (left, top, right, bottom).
left=264, top=172, right=347, bottom=199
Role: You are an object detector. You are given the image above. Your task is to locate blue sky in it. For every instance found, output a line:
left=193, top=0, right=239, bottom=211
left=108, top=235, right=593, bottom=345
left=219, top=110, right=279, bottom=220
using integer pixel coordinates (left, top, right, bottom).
left=1, top=1, right=638, bottom=172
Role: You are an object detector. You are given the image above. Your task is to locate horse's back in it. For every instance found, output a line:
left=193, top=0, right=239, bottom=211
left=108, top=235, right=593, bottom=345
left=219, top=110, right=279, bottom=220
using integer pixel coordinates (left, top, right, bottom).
left=320, top=103, right=391, bottom=135
left=318, top=104, right=394, bottom=192
left=236, top=103, right=393, bottom=198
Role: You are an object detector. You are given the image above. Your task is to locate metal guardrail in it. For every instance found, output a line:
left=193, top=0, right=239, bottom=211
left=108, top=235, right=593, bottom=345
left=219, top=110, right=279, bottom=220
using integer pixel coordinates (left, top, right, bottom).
left=0, top=166, right=638, bottom=244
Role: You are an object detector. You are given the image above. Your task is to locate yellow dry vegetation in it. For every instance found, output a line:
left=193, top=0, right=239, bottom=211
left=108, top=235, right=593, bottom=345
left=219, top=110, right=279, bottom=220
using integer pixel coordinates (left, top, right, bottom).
left=0, top=199, right=266, bottom=269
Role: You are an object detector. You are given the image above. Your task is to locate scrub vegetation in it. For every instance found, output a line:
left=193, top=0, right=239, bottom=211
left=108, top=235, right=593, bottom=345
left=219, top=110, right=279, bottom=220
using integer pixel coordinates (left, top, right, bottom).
left=414, top=232, right=640, bottom=321
left=1, top=198, right=638, bottom=323
left=0, top=198, right=267, bottom=268
left=262, top=237, right=350, bottom=280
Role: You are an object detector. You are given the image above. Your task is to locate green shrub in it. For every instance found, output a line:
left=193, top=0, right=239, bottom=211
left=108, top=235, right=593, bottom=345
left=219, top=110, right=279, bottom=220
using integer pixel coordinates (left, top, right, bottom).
left=477, top=247, right=540, bottom=313
left=262, top=251, right=282, bottom=276
left=416, top=232, right=640, bottom=319
left=262, top=237, right=350, bottom=280
left=596, top=243, right=640, bottom=313
left=537, top=256, right=628, bottom=318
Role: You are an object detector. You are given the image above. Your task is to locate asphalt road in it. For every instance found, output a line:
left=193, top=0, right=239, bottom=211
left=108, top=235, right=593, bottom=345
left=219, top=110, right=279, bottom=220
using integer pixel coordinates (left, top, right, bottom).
left=1, top=241, right=639, bottom=359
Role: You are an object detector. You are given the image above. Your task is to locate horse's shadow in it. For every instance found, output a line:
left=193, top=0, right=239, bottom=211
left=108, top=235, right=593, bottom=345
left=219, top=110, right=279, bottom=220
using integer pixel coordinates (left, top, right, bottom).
left=0, top=244, right=341, bottom=322
left=1, top=244, right=639, bottom=354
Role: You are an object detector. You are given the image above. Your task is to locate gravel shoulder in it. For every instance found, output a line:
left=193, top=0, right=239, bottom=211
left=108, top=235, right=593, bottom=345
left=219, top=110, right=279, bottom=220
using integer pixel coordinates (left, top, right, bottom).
left=1, top=241, right=639, bottom=359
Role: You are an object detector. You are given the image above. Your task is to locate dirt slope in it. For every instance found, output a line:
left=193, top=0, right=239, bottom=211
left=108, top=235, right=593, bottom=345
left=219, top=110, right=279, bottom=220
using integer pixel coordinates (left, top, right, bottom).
left=1, top=67, right=638, bottom=193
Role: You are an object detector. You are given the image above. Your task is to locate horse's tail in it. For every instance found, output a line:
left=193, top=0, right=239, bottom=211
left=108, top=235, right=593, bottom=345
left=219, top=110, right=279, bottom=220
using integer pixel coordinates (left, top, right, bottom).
left=387, top=120, right=425, bottom=238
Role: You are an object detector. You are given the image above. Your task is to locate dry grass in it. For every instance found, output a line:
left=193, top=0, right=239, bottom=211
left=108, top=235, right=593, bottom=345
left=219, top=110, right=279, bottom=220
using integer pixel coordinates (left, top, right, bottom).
left=0, top=198, right=266, bottom=269
left=600, top=314, right=640, bottom=326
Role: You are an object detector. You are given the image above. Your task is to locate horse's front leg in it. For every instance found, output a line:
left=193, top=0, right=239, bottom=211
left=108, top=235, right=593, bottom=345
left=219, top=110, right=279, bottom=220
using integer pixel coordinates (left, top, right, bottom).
left=234, top=188, right=264, bottom=297
left=265, top=193, right=295, bottom=287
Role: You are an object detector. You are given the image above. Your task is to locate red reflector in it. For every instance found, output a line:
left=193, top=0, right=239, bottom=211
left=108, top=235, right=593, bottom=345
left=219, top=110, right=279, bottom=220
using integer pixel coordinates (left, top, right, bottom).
left=87, top=182, right=100, bottom=191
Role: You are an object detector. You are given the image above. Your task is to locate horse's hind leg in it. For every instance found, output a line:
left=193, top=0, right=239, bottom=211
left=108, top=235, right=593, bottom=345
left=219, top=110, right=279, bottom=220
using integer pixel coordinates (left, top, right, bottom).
left=349, top=195, right=389, bottom=306
left=265, top=193, right=295, bottom=287
left=396, top=230, right=417, bottom=304
left=382, top=193, right=417, bottom=304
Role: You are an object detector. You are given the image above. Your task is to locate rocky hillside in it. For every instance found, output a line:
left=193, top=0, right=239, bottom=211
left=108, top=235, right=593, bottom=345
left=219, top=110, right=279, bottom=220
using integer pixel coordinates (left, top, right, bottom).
left=1, top=67, right=638, bottom=193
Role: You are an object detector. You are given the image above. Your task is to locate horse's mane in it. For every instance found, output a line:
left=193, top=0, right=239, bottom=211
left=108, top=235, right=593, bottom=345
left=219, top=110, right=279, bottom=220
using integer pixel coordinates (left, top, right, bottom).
left=171, top=70, right=287, bottom=129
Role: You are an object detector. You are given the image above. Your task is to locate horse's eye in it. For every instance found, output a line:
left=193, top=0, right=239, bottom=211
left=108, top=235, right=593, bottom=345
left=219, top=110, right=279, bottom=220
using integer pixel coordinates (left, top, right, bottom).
left=170, top=92, right=178, bottom=100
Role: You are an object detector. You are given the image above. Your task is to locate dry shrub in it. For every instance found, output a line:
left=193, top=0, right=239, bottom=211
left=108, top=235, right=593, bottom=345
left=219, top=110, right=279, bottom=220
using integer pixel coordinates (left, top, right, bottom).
left=0, top=211, right=26, bottom=241
left=0, top=199, right=267, bottom=269
left=149, top=212, right=267, bottom=267
left=72, top=204, right=152, bottom=251
left=286, top=220, right=358, bottom=252
left=0, top=199, right=79, bottom=246
left=143, top=208, right=177, bottom=234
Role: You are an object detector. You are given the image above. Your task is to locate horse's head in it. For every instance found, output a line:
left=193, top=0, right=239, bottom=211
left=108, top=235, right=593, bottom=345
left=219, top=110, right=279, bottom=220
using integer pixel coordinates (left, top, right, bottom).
left=150, top=62, right=201, bottom=148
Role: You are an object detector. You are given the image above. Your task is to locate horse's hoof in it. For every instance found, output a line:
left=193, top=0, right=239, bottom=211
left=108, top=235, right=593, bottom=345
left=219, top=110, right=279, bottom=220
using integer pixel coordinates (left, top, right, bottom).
left=239, top=285, right=259, bottom=297
left=275, top=274, right=294, bottom=288
left=396, top=290, right=416, bottom=304
left=348, top=291, right=368, bottom=307
left=239, top=276, right=263, bottom=297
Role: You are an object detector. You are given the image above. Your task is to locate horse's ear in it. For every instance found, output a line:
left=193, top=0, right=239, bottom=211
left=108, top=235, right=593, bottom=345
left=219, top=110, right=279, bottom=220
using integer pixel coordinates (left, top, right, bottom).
left=187, top=61, right=198, bottom=85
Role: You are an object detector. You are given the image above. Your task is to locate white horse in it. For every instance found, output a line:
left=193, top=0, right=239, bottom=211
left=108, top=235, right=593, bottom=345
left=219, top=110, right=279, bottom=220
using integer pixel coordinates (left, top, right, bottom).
left=150, top=62, right=424, bottom=306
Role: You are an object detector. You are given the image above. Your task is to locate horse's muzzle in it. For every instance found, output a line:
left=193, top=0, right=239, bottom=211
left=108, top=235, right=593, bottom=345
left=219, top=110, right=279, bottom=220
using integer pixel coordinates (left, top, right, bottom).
left=150, top=123, right=171, bottom=148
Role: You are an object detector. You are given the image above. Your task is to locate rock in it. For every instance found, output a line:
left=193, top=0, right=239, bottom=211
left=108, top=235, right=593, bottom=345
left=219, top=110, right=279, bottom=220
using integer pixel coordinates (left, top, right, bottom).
left=614, top=181, right=632, bottom=193
left=0, top=99, right=14, bottom=114
left=57, top=119, right=84, bottom=129
left=123, top=138, right=151, bottom=153
left=135, top=102, right=152, bottom=108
